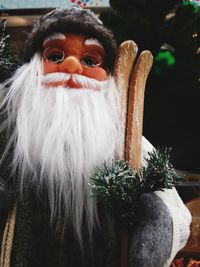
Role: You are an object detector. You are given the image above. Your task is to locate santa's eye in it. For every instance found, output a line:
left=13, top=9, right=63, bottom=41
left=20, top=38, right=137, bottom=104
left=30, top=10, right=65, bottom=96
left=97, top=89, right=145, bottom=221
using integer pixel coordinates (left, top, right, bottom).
left=43, top=47, right=65, bottom=63
left=81, top=52, right=102, bottom=67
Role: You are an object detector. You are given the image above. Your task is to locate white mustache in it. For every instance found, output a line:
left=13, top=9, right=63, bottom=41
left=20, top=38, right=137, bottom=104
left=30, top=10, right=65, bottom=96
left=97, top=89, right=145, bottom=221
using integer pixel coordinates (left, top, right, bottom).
left=41, top=72, right=70, bottom=83
left=41, top=72, right=108, bottom=91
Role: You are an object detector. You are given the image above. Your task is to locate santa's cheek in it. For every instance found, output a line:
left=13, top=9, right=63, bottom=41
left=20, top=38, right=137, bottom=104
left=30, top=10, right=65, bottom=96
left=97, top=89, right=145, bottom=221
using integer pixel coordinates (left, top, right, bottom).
left=43, top=61, right=59, bottom=74
left=82, top=67, right=108, bottom=81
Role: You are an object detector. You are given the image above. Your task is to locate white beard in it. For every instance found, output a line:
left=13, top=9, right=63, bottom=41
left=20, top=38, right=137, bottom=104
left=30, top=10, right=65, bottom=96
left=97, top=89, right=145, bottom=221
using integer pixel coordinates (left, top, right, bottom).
left=1, top=53, right=122, bottom=242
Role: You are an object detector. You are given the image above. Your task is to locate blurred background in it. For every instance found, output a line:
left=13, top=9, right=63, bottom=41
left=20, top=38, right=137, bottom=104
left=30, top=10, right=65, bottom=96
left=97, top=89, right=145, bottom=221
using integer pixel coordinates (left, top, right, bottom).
left=1, top=1, right=200, bottom=265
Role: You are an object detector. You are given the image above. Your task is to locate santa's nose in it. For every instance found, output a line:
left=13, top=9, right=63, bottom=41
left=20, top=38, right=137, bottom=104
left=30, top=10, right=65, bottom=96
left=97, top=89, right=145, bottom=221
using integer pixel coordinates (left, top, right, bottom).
left=59, top=56, right=83, bottom=74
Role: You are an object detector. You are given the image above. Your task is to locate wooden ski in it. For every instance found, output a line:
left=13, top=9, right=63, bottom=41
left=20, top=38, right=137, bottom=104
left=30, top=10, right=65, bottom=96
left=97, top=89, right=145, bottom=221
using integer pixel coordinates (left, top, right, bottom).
left=126, top=50, right=153, bottom=170
left=114, top=40, right=138, bottom=160
left=114, top=43, right=153, bottom=267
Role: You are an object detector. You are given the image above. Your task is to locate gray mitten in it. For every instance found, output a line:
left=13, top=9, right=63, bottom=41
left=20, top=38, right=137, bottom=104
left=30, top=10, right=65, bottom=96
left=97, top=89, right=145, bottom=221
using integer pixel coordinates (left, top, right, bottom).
left=129, top=192, right=172, bottom=267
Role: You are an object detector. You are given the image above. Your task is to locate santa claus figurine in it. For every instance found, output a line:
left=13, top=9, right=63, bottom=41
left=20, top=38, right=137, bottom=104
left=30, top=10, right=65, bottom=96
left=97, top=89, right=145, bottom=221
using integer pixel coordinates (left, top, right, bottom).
left=0, top=8, right=191, bottom=267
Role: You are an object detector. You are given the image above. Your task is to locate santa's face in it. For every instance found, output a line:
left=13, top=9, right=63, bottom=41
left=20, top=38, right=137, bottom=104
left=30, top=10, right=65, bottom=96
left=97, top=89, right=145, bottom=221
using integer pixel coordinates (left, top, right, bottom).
left=42, top=33, right=108, bottom=88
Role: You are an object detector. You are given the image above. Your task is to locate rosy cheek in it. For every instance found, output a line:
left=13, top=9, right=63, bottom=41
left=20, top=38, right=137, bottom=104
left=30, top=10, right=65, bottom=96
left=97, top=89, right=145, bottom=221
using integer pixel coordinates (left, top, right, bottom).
left=43, top=60, right=59, bottom=75
left=82, top=67, right=108, bottom=81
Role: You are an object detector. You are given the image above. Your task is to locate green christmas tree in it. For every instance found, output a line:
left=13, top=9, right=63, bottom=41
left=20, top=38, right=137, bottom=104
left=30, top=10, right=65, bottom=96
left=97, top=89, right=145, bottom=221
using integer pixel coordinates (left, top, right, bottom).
left=100, top=0, right=200, bottom=91
left=0, top=19, right=19, bottom=83
left=157, top=1, right=200, bottom=89
left=100, top=1, right=200, bottom=172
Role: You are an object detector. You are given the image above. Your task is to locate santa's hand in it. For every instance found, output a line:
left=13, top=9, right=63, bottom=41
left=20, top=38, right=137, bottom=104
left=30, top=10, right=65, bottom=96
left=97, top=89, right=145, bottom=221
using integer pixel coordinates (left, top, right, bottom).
left=129, top=192, right=173, bottom=267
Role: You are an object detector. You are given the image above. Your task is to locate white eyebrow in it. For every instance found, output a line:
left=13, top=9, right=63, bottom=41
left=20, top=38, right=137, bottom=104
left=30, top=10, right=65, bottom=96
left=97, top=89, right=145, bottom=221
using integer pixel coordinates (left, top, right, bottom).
left=43, top=33, right=66, bottom=46
left=84, top=38, right=103, bottom=48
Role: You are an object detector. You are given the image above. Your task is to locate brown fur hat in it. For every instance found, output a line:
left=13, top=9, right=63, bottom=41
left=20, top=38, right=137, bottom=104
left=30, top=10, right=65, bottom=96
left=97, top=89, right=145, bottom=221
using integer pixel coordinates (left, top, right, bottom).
left=23, top=8, right=117, bottom=72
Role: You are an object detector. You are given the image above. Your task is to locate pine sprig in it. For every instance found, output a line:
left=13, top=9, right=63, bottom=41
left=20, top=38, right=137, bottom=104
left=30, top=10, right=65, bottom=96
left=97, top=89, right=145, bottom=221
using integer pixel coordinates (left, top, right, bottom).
left=90, top=160, right=140, bottom=201
left=0, top=19, right=19, bottom=82
left=89, top=147, right=182, bottom=228
left=90, top=160, right=141, bottom=227
left=141, top=147, right=182, bottom=192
